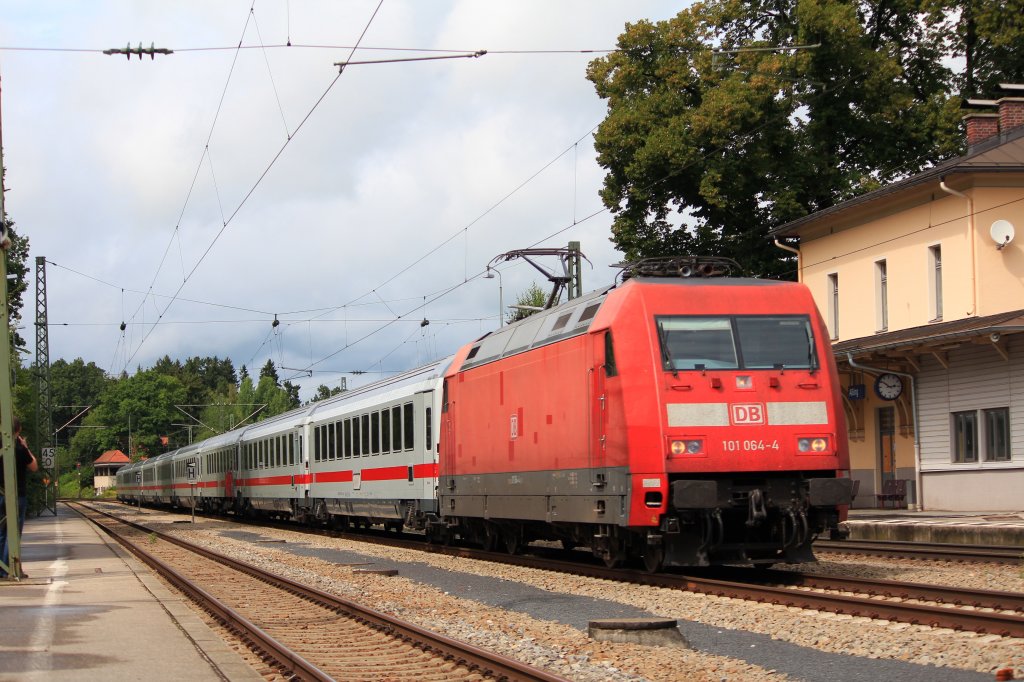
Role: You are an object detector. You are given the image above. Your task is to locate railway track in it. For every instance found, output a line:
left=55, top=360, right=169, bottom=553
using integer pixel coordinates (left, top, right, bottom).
left=444, top=549, right=1024, bottom=638
left=814, top=538, right=1024, bottom=564
left=93, top=501, right=1024, bottom=639
left=68, top=502, right=566, bottom=682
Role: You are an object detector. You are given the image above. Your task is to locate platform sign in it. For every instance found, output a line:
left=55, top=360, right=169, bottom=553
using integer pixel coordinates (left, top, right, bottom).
left=41, top=447, right=55, bottom=469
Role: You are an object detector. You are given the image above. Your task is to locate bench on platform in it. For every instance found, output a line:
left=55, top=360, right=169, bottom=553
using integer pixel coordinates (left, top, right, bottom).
left=876, top=478, right=907, bottom=509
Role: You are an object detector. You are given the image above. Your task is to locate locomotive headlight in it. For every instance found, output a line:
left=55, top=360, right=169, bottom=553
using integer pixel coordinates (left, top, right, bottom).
left=670, top=439, right=703, bottom=455
left=798, top=437, right=829, bottom=452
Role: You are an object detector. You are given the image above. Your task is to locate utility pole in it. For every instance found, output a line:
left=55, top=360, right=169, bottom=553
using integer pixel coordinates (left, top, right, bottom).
left=35, top=257, right=56, bottom=515
left=567, top=241, right=583, bottom=300
left=0, top=75, right=26, bottom=579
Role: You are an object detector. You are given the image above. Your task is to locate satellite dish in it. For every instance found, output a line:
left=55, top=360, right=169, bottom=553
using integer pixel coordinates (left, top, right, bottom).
left=991, top=220, right=1016, bottom=250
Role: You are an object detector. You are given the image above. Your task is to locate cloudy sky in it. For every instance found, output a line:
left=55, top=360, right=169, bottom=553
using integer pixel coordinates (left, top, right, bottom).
left=1, top=1, right=681, bottom=399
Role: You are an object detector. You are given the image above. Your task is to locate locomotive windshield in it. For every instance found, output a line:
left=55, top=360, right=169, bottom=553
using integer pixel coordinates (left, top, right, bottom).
left=657, top=315, right=818, bottom=371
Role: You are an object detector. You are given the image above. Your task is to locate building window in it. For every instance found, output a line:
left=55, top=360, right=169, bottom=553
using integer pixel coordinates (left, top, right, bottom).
left=984, top=408, right=1010, bottom=461
left=827, top=273, right=839, bottom=340
left=928, top=245, right=942, bottom=321
left=875, top=260, right=888, bottom=332
left=952, top=411, right=978, bottom=463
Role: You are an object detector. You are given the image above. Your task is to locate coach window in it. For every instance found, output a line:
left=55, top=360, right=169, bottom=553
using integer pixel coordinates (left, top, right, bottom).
left=371, top=412, right=380, bottom=455
left=353, top=417, right=361, bottom=458
left=403, top=402, right=415, bottom=450
left=425, top=407, right=432, bottom=451
left=362, top=411, right=374, bottom=454
left=389, top=405, right=401, bottom=448
left=314, top=427, right=322, bottom=463
left=343, top=419, right=352, bottom=458
left=329, top=423, right=337, bottom=460
left=382, top=409, right=391, bottom=453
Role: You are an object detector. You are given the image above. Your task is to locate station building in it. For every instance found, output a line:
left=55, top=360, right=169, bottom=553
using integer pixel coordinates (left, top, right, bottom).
left=771, top=84, right=1024, bottom=511
left=93, top=449, right=130, bottom=494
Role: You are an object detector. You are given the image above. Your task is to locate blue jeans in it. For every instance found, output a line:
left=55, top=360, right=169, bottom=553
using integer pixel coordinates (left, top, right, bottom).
left=0, top=495, right=28, bottom=578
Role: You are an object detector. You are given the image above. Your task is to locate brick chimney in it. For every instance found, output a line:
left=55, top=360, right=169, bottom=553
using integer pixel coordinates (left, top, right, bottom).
left=964, top=110, right=1000, bottom=147
left=997, top=83, right=1024, bottom=133
left=961, top=85, right=1024, bottom=151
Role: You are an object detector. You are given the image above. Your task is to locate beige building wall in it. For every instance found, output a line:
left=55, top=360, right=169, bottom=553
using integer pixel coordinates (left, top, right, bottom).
left=798, top=185, right=1024, bottom=339
left=788, top=175, right=1024, bottom=508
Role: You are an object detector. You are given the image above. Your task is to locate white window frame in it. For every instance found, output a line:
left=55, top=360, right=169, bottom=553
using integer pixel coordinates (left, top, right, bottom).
left=827, top=273, right=839, bottom=340
left=928, top=244, right=942, bottom=321
left=875, top=259, right=888, bottom=332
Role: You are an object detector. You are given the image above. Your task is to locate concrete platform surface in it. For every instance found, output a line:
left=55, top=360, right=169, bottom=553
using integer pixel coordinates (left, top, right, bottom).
left=845, top=508, right=1024, bottom=546
left=0, top=505, right=262, bottom=682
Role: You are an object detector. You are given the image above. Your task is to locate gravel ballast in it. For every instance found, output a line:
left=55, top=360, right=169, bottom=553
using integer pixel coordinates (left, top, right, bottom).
left=110, top=507, right=1024, bottom=682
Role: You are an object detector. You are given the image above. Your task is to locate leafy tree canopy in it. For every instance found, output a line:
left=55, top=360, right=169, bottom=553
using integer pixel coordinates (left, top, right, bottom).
left=50, top=358, right=111, bottom=447
left=587, top=0, right=1021, bottom=278
left=70, top=368, right=188, bottom=463
left=507, top=282, right=548, bottom=324
left=3, top=218, right=30, bottom=351
left=310, top=383, right=344, bottom=403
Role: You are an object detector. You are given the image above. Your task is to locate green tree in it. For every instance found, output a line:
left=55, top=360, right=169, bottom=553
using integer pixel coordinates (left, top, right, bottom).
left=507, top=282, right=548, bottom=324
left=3, top=218, right=30, bottom=351
left=310, top=384, right=343, bottom=402
left=259, top=359, right=279, bottom=385
left=69, top=369, right=187, bottom=462
left=587, top=0, right=963, bottom=277
left=925, top=0, right=1024, bottom=98
left=50, top=358, right=111, bottom=448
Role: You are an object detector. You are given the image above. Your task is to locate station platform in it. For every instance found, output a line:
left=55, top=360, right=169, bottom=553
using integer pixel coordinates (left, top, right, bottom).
left=844, top=508, right=1024, bottom=546
left=0, top=504, right=261, bottom=682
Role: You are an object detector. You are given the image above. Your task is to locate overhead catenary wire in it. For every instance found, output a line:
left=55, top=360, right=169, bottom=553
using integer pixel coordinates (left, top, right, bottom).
left=121, top=0, right=387, bottom=373
left=30, top=25, right=935, bottom=388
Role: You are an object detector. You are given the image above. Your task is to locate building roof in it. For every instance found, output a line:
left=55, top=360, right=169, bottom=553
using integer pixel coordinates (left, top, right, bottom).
left=93, top=450, right=130, bottom=465
left=832, top=309, right=1024, bottom=358
left=771, top=124, right=1024, bottom=237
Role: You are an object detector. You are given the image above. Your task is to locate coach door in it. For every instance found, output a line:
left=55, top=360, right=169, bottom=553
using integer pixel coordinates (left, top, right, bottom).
left=440, top=379, right=456, bottom=492
left=294, top=429, right=309, bottom=493
left=589, top=331, right=611, bottom=476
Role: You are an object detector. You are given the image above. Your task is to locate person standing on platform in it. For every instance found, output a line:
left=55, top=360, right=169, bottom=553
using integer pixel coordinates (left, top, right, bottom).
left=1, top=416, right=39, bottom=578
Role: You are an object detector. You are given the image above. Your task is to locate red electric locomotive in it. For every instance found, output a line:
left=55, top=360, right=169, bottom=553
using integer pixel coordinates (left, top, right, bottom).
left=438, top=257, right=853, bottom=569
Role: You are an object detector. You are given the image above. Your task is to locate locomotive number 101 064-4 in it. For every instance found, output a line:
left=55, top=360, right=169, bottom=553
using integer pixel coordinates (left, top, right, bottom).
left=721, top=439, right=780, bottom=453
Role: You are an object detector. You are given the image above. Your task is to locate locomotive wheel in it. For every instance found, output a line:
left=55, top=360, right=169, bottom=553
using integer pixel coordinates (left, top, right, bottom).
left=503, top=527, right=523, bottom=555
left=482, top=524, right=499, bottom=552
left=602, top=551, right=624, bottom=569
left=601, top=541, right=626, bottom=568
left=643, top=545, right=665, bottom=573
left=560, top=539, right=577, bottom=551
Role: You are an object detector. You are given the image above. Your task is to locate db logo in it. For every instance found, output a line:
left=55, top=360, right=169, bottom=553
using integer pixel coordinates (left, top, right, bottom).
left=731, top=403, right=765, bottom=425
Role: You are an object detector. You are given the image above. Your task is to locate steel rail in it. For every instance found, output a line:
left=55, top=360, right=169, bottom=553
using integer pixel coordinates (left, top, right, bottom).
left=69, top=503, right=332, bottom=681
left=94, top=501, right=1024, bottom=638
left=814, top=539, right=1023, bottom=564
left=71, top=502, right=567, bottom=682
left=707, top=566, right=1024, bottom=613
